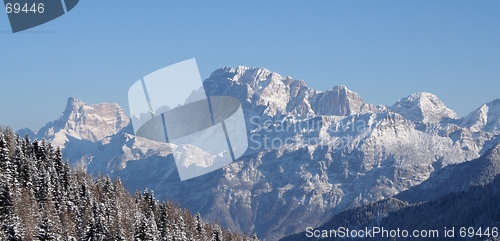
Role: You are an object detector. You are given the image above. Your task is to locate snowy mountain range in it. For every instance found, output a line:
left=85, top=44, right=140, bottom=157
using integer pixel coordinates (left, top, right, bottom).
left=18, top=66, right=500, bottom=240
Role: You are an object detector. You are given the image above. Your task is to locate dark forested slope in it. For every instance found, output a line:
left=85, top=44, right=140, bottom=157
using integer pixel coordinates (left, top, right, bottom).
left=0, top=127, right=258, bottom=240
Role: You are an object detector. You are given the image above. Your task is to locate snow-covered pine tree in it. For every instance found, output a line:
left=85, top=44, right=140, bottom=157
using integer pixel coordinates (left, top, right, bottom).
left=157, top=202, right=172, bottom=241
left=177, top=215, right=188, bottom=241
left=195, top=212, right=206, bottom=240
left=0, top=127, right=16, bottom=155
left=133, top=210, right=160, bottom=241
left=0, top=134, right=24, bottom=241
left=211, top=223, right=223, bottom=241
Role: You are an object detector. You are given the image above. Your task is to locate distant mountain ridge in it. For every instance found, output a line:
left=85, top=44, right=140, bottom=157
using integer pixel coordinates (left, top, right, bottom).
left=18, top=66, right=500, bottom=240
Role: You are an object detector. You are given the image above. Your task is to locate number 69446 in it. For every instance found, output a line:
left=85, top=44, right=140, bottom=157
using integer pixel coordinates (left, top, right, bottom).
left=5, top=3, right=44, bottom=14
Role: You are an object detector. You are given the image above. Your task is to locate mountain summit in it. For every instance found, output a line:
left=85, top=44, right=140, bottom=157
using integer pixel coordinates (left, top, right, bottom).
left=312, top=85, right=372, bottom=116
left=204, top=66, right=379, bottom=117
left=462, top=98, right=500, bottom=134
left=29, top=97, right=130, bottom=147
left=390, top=92, right=458, bottom=123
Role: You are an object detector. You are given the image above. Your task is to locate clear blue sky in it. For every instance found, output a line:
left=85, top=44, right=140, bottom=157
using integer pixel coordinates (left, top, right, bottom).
left=1, top=1, right=500, bottom=131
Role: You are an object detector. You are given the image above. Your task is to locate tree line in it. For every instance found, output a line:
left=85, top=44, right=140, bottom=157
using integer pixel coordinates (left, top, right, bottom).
left=0, top=127, right=259, bottom=241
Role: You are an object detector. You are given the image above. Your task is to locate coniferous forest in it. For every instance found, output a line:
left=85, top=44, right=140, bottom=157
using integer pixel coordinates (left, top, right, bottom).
left=0, top=127, right=258, bottom=241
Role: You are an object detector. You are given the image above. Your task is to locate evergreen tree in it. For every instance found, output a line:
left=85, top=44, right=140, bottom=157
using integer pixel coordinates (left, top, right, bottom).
left=0, top=134, right=24, bottom=241
left=134, top=210, right=159, bottom=241
left=211, top=223, right=223, bottom=241
left=195, top=212, right=206, bottom=239
left=0, top=127, right=16, bottom=155
left=157, top=202, right=172, bottom=241
left=177, top=215, right=188, bottom=241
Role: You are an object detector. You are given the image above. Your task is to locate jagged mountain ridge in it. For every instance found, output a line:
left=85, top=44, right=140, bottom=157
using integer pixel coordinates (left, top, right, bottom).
left=203, top=66, right=381, bottom=118
left=18, top=66, right=500, bottom=241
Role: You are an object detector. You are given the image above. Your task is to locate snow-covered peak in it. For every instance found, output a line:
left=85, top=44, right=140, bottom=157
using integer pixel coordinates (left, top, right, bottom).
left=204, top=67, right=383, bottom=118
left=204, top=66, right=306, bottom=116
left=389, top=92, right=458, bottom=123
left=332, top=85, right=348, bottom=91
left=29, top=97, right=130, bottom=147
left=208, top=66, right=235, bottom=79
left=208, top=66, right=274, bottom=83
left=311, top=85, right=366, bottom=116
left=208, top=66, right=290, bottom=89
left=462, top=99, right=500, bottom=134
left=66, top=96, right=84, bottom=107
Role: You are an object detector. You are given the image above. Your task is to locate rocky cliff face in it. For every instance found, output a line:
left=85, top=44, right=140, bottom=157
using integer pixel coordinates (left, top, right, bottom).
left=395, top=143, right=500, bottom=203
left=26, top=97, right=130, bottom=147
left=19, top=66, right=500, bottom=241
